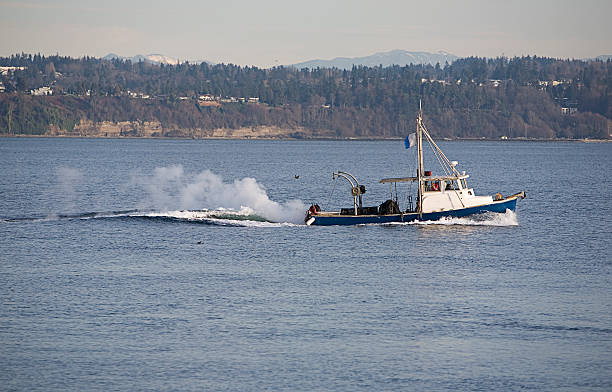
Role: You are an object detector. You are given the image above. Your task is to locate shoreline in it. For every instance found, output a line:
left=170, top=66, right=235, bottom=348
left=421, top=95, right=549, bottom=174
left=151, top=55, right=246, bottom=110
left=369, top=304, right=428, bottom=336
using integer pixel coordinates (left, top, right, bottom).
left=1, top=134, right=610, bottom=143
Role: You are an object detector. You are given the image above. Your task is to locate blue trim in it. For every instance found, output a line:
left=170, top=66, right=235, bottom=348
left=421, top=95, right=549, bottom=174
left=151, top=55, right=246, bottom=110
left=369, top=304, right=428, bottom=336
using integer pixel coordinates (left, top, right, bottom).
left=309, top=198, right=518, bottom=226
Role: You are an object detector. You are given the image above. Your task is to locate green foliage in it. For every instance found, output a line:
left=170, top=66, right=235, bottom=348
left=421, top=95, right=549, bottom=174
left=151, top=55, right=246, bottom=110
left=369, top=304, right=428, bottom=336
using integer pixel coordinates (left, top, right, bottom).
left=0, top=54, right=610, bottom=138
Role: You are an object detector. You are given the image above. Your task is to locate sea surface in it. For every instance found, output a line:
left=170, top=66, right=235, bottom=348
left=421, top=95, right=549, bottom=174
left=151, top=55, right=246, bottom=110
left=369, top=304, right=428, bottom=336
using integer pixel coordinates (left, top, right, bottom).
left=1, top=137, right=611, bottom=391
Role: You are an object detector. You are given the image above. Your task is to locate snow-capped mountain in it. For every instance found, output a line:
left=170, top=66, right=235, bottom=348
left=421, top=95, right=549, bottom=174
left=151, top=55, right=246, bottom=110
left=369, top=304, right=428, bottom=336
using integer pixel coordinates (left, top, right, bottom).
left=144, top=54, right=179, bottom=65
left=103, top=53, right=180, bottom=65
left=291, top=50, right=459, bottom=69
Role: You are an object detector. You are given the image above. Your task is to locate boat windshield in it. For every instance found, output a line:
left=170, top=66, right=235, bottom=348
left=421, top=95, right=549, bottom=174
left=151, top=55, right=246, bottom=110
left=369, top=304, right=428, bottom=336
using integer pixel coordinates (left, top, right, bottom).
left=379, top=174, right=468, bottom=184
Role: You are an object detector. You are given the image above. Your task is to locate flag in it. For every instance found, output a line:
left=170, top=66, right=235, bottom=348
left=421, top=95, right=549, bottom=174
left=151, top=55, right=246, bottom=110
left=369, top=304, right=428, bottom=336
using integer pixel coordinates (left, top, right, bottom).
left=404, top=133, right=416, bottom=149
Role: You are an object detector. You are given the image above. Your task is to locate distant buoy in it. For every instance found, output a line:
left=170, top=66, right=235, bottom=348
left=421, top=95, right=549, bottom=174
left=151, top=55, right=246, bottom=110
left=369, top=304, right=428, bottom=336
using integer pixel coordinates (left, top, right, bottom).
left=295, top=175, right=300, bottom=179
left=197, top=241, right=202, bottom=245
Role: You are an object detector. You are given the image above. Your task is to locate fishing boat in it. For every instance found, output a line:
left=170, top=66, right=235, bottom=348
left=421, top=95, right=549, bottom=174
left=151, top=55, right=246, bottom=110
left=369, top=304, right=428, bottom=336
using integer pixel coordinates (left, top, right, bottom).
left=304, top=106, right=526, bottom=226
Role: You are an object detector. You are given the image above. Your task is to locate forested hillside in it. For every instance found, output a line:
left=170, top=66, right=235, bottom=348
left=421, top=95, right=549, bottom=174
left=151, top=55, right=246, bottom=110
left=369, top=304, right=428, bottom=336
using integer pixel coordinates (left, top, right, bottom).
left=0, top=54, right=610, bottom=139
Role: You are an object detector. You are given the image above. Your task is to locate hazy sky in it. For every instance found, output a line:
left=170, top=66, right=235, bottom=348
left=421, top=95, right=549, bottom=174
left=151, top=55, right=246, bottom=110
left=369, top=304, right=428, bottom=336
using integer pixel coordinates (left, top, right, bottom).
left=1, top=0, right=610, bottom=67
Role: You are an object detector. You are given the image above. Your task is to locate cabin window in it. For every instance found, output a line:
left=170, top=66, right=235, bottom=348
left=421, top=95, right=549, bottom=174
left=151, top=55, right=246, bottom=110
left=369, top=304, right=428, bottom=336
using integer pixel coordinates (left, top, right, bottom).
left=425, top=181, right=440, bottom=191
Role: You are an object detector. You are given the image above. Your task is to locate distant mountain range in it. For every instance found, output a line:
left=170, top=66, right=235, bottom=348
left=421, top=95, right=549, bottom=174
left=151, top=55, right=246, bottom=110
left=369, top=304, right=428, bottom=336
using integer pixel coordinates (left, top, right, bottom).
left=290, top=50, right=459, bottom=69
left=102, top=50, right=458, bottom=69
left=103, top=53, right=181, bottom=65
left=101, top=51, right=611, bottom=69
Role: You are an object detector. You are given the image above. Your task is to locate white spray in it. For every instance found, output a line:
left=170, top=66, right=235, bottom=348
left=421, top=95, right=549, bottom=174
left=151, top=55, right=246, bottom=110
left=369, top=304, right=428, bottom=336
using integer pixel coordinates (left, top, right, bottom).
left=134, top=165, right=306, bottom=224
left=55, top=167, right=84, bottom=212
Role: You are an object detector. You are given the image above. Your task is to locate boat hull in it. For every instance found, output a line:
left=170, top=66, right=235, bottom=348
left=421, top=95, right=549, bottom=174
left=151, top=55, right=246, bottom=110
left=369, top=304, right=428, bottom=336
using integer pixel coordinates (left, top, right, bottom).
left=307, top=196, right=519, bottom=226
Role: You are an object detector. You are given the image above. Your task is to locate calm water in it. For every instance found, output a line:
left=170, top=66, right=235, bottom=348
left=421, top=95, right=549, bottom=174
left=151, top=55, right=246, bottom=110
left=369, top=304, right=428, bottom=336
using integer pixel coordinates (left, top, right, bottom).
left=1, top=138, right=611, bottom=391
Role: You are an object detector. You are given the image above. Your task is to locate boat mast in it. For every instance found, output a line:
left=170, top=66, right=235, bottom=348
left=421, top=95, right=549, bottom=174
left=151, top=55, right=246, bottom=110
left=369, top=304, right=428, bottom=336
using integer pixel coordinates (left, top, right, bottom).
left=416, top=101, right=424, bottom=216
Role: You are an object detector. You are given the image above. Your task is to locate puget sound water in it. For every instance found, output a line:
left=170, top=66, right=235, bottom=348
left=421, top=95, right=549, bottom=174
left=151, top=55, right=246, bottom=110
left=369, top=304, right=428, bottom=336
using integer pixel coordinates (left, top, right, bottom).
left=1, top=137, right=611, bottom=391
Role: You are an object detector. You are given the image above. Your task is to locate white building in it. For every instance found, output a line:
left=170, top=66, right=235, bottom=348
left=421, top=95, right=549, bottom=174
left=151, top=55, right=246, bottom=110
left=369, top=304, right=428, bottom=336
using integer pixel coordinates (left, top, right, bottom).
left=220, top=97, right=238, bottom=103
left=561, top=107, right=578, bottom=115
left=0, top=66, right=27, bottom=76
left=30, top=86, right=53, bottom=96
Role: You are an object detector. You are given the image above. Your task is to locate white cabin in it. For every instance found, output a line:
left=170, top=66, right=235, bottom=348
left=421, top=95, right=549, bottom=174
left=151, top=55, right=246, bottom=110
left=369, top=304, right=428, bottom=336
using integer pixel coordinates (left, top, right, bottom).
left=420, top=175, right=493, bottom=213
left=379, top=174, right=493, bottom=213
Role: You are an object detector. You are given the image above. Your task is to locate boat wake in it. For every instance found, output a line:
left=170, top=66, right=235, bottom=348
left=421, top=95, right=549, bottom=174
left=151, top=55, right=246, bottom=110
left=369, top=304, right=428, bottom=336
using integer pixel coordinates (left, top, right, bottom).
left=0, top=210, right=139, bottom=223
left=1, top=207, right=301, bottom=227
left=3, top=166, right=307, bottom=227
left=378, top=209, right=519, bottom=227
left=408, top=209, right=519, bottom=227
left=2, top=209, right=517, bottom=228
left=137, top=207, right=300, bottom=227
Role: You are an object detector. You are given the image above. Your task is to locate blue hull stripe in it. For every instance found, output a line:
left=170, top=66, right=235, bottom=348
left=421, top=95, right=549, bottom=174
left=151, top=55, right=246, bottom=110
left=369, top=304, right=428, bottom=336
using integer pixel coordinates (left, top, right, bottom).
left=310, top=198, right=518, bottom=226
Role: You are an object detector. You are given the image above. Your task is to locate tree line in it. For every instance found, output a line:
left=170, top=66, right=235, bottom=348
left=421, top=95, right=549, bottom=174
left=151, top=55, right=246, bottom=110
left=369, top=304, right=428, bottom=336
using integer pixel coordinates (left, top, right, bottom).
left=0, top=53, right=610, bottom=139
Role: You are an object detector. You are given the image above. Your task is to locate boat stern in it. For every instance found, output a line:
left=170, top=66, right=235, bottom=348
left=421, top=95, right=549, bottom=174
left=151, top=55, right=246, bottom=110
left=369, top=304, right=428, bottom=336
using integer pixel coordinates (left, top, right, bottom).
left=304, top=204, right=321, bottom=225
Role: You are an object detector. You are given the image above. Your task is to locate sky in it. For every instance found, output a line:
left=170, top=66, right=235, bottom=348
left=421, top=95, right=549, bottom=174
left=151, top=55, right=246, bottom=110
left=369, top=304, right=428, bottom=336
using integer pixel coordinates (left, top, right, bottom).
left=1, top=0, right=610, bottom=67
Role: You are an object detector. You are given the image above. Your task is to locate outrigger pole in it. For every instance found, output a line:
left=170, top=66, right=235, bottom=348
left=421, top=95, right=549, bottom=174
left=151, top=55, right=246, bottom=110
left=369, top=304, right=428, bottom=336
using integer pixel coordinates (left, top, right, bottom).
left=416, top=100, right=425, bottom=217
